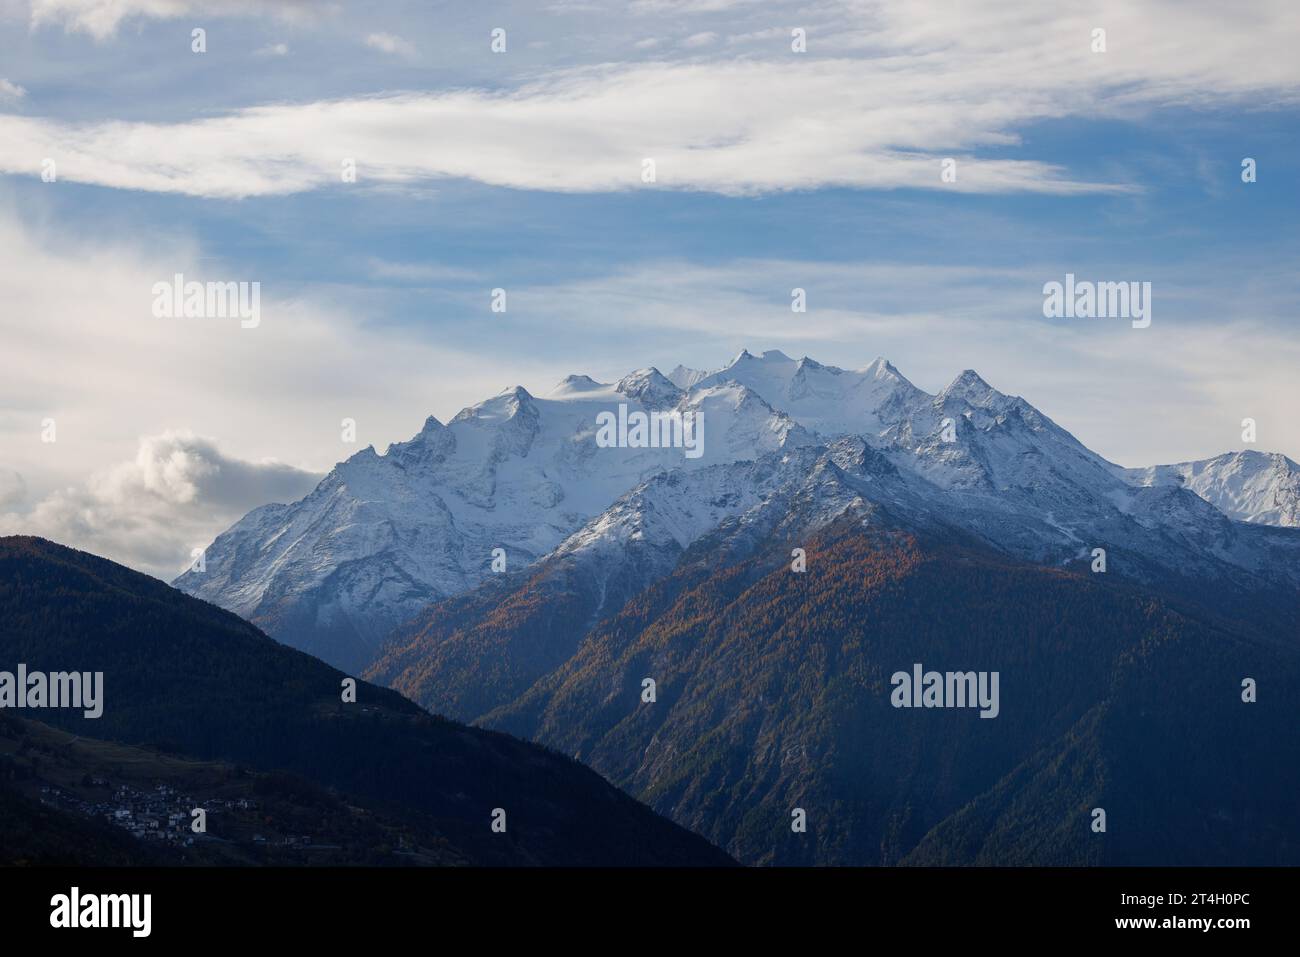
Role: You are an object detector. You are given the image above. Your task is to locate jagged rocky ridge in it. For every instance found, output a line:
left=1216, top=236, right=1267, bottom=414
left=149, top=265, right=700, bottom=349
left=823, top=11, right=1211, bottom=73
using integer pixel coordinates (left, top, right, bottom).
left=178, top=349, right=1300, bottom=671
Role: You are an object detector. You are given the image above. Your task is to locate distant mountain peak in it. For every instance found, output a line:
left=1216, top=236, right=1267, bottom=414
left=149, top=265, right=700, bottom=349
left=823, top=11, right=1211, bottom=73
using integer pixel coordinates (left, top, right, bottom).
left=616, top=367, right=682, bottom=405
left=385, top=414, right=456, bottom=468
left=728, top=347, right=796, bottom=366
left=176, top=348, right=1300, bottom=676
left=1124, top=446, right=1300, bottom=526
left=666, top=364, right=709, bottom=390
left=549, top=373, right=607, bottom=397
left=863, top=356, right=901, bottom=378
left=942, top=368, right=998, bottom=400
left=451, top=385, right=536, bottom=425
left=1216, top=448, right=1296, bottom=470
left=344, top=444, right=380, bottom=464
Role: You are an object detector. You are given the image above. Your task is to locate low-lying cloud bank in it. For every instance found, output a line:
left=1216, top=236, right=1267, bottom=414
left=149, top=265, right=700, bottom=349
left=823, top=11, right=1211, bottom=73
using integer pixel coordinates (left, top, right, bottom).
left=0, top=430, right=321, bottom=580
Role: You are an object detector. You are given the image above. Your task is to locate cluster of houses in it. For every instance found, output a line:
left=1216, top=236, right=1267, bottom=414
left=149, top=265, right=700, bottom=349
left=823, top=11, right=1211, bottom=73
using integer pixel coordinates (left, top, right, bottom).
left=37, top=777, right=353, bottom=854
left=39, top=780, right=253, bottom=846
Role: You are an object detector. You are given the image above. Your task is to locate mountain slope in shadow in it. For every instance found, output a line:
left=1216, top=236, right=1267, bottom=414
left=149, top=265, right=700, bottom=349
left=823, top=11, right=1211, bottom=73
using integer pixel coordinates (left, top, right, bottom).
left=0, top=536, right=733, bottom=867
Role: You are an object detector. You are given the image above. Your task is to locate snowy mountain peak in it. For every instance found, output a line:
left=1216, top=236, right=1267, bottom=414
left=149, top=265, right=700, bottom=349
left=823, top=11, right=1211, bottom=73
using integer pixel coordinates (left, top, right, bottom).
left=616, top=368, right=682, bottom=406
left=862, top=356, right=906, bottom=382
left=175, top=348, right=1300, bottom=672
left=1124, top=448, right=1300, bottom=527
left=451, top=385, right=536, bottom=425
left=727, top=347, right=796, bottom=369
left=384, top=414, right=455, bottom=469
left=666, top=364, right=708, bottom=390
left=697, top=349, right=926, bottom=441
left=549, top=374, right=607, bottom=397
left=940, top=369, right=1001, bottom=406
left=344, top=444, right=380, bottom=463
left=1199, top=449, right=1296, bottom=474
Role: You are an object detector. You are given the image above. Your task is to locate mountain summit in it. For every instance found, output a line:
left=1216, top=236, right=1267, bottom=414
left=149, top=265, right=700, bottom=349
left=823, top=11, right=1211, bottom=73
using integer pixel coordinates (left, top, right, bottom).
left=176, top=351, right=1300, bottom=671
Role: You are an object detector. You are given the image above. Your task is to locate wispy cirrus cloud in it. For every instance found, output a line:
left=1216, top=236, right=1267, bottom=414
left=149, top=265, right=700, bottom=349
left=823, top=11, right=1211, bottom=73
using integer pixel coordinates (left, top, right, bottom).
left=23, top=0, right=324, bottom=41
left=0, top=60, right=1133, bottom=199
left=679, top=31, right=717, bottom=48
left=2, top=1, right=1297, bottom=199
left=628, top=0, right=761, bottom=12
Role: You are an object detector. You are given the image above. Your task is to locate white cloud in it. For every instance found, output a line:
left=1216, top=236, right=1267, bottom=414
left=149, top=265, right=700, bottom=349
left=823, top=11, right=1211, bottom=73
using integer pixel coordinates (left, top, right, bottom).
left=630, top=0, right=760, bottom=11
left=0, top=79, right=26, bottom=102
left=365, top=32, right=416, bottom=58
left=127, top=431, right=317, bottom=508
left=0, top=469, right=25, bottom=508
left=255, top=42, right=290, bottom=57
left=680, top=31, right=717, bottom=48
left=726, top=28, right=786, bottom=45
left=0, top=431, right=321, bottom=579
left=2, top=1, right=1296, bottom=199
left=0, top=205, right=561, bottom=578
left=0, top=63, right=1125, bottom=198
left=25, top=0, right=321, bottom=41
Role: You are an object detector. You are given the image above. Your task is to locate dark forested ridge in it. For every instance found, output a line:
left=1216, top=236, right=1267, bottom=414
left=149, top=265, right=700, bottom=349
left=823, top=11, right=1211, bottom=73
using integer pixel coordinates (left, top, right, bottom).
left=0, top=536, right=733, bottom=867
left=381, top=520, right=1300, bottom=866
left=7, top=525, right=1295, bottom=868
left=0, top=711, right=468, bottom=866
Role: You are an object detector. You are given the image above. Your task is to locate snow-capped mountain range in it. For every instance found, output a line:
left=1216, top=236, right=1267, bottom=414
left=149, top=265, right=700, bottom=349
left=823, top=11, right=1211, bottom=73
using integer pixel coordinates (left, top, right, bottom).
left=175, top=349, right=1300, bottom=670
left=1124, top=451, right=1300, bottom=528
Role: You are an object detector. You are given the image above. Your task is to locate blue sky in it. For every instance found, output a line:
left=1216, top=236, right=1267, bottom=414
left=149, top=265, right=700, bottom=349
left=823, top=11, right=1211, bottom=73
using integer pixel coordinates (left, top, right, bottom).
left=1, top=0, right=1298, bottom=576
